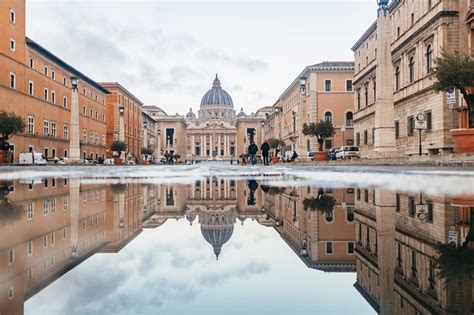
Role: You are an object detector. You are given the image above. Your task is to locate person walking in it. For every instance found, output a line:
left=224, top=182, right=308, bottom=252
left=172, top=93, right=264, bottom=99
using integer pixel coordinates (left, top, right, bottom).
left=247, top=141, right=258, bottom=165
left=261, top=141, right=270, bottom=166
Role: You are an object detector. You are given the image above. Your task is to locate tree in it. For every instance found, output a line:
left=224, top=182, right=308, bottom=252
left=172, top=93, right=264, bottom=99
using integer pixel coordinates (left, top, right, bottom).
left=302, top=120, right=335, bottom=151
left=433, top=51, right=474, bottom=128
left=141, top=147, right=154, bottom=160
left=0, top=111, right=25, bottom=145
left=0, top=183, right=24, bottom=226
left=111, top=141, right=127, bottom=157
left=303, top=188, right=336, bottom=213
left=267, top=138, right=285, bottom=155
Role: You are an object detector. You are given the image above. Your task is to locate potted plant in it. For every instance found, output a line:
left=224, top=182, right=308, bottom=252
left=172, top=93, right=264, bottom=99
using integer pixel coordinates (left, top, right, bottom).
left=141, top=147, right=154, bottom=164
left=268, top=138, right=285, bottom=163
left=0, top=111, right=25, bottom=163
left=433, top=52, right=474, bottom=153
left=302, top=120, right=335, bottom=161
left=303, top=189, right=336, bottom=213
left=111, top=141, right=127, bottom=165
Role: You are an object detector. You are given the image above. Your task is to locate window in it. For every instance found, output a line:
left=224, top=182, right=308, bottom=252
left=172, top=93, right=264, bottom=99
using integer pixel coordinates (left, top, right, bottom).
left=8, top=248, right=15, bottom=265
left=346, top=112, right=353, bottom=126
left=409, top=56, right=415, bottom=83
left=51, top=91, right=56, bottom=104
left=90, top=131, right=94, bottom=143
left=28, top=241, right=33, bottom=256
left=426, top=45, right=433, bottom=73
left=326, top=242, right=333, bottom=254
left=90, top=107, right=93, bottom=118
left=63, top=124, right=69, bottom=140
left=63, top=96, right=68, bottom=108
left=9, top=72, right=15, bottom=89
left=95, top=133, right=99, bottom=145
left=357, top=89, right=361, bottom=110
left=63, top=196, right=69, bottom=212
left=347, top=242, right=354, bottom=254
left=102, top=134, right=106, bottom=146
left=8, top=287, right=14, bottom=300
left=395, top=66, right=401, bottom=90
left=63, top=77, right=67, bottom=85
left=356, top=132, right=360, bottom=146
left=411, top=13, right=414, bottom=25
left=43, top=199, right=49, bottom=216
left=324, top=112, right=332, bottom=123
left=51, top=121, right=56, bottom=138
left=10, top=9, right=16, bottom=24
left=364, top=189, right=369, bottom=202
left=102, top=113, right=105, bottom=122
left=428, top=260, right=436, bottom=291
left=44, top=65, right=48, bottom=76
left=43, top=120, right=49, bottom=136
left=324, top=80, right=332, bottom=92
left=364, top=83, right=369, bottom=106
left=397, top=242, right=403, bottom=268
left=373, top=78, right=376, bottom=102
left=363, top=130, right=368, bottom=145
left=29, top=58, right=34, bottom=68
left=28, top=80, right=34, bottom=95
left=28, top=116, right=34, bottom=134
left=27, top=202, right=34, bottom=220
left=51, top=70, right=55, bottom=80
left=426, top=111, right=432, bottom=130
left=396, top=193, right=400, bottom=212
left=82, top=129, right=87, bottom=143
left=95, top=111, right=98, bottom=120
left=346, top=80, right=353, bottom=92
left=407, top=116, right=415, bottom=136
left=44, top=88, right=48, bottom=101
left=397, top=27, right=400, bottom=38
left=408, top=196, right=415, bottom=216
left=82, top=105, right=86, bottom=115
left=10, top=39, right=15, bottom=51
left=411, top=250, right=418, bottom=279
left=427, top=200, right=434, bottom=222
left=395, top=121, right=399, bottom=139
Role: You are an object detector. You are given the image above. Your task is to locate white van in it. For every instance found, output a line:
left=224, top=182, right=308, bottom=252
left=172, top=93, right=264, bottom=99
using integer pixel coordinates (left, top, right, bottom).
left=19, top=152, right=47, bottom=165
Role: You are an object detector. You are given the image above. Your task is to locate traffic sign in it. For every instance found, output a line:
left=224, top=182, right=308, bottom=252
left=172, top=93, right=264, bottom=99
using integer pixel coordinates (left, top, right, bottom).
left=448, top=230, right=458, bottom=247
left=447, top=87, right=456, bottom=109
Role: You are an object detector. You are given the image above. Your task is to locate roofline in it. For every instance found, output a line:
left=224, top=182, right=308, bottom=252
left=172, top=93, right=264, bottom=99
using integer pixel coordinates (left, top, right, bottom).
left=279, top=62, right=355, bottom=100
left=351, top=21, right=377, bottom=52
left=100, top=82, right=143, bottom=105
left=143, top=105, right=168, bottom=116
left=26, top=37, right=110, bottom=94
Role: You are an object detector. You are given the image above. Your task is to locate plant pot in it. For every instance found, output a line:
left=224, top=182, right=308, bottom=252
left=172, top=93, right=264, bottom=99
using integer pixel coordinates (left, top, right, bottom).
left=114, top=158, right=123, bottom=165
left=314, top=151, right=328, bottom=161
left=271, top=157, right=280, bottom=164
left=451, top=194, right=474, bottom=207
left=450, top=128, right=474, bottom=153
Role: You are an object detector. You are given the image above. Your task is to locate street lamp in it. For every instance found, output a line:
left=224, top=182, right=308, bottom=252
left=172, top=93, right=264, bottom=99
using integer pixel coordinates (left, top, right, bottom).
left=415, top=113, right=427, bottom=156
left=119, top=106, right=125, bottom=116
left=70, top=76, right=79, bottom=90
left=68, top=76, right=80, bottom=163
left=299, top=76, right=307, bottom=94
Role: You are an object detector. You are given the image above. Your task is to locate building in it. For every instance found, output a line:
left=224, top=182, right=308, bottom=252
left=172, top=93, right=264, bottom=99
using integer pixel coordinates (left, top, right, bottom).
left=267, top=62, right=355, bottom=158
left=0, top=0, right=109, bottom=163
left=100, top=82, right=143, bottom=163
left=352, top=0, right=473, bottom=158
left=142, top=112, right=157, bottom=162
left=143, top=75, right=271, bottom=162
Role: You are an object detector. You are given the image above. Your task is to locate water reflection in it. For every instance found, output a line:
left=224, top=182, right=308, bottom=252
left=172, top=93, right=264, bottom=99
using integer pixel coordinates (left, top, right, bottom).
left=0, top=176, right=472, bottom=314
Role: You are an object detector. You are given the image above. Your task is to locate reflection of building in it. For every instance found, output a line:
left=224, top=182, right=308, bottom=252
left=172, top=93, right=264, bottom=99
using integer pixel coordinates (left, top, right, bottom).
left=352, top=1, right=473, bottom=157
left=354, top=188, right=474, bottom=314
left=264, top=186, right=356, bottom=272
left=0, top=1, right=108, bottom=163
left=266, top=62, right=354, bottom=157
left=143, top=75, right=271, bottom=161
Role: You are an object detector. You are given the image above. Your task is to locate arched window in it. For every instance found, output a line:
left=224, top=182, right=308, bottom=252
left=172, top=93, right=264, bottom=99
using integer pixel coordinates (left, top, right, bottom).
left=346, top=112, right=353, bottom=126
left=325, top=210, right=333, bottom=222
left=324, top=112, right=332, bottom=123
left=346, top=207, right=355, bottom=222
left=395, top=66, right=400, bottom=90
left=409, top=56, right=415, bottom=83
left=426, top=45, right=433, bottom=73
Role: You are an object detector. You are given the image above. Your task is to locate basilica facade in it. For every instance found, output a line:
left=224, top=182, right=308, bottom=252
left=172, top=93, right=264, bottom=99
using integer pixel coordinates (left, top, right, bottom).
left=144, top=75, right=271, bottom=162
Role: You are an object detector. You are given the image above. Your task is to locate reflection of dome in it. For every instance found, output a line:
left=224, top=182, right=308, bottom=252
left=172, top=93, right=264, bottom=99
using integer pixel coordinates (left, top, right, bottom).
left=186, top=108, right=196, bottom=119
left=237, top=107, right=246, bottom=117
left=201, top=225, right=234, bottom=260
left=200, top=74, right=234, bottom=108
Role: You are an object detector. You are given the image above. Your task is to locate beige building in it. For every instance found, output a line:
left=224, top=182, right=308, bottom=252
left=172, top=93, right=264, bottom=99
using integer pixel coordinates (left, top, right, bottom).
left=266, top=62, right=355, bottom=158
left=143, top=75, right=271, bottom=162
left=352, top=0, right=474, bottom=158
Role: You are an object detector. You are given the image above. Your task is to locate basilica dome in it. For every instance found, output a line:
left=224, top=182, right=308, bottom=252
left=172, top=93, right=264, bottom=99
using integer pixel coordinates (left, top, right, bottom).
left=201, top=225, right=234, bottom=260
left=200, top=74, right=234, bottom=108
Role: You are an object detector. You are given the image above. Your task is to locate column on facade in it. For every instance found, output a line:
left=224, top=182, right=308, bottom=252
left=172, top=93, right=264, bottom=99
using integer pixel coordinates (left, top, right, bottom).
left=224, top=134, right=228, bottom=156
left=69, top=178, right=80, bottom=258
left=192, top=134, right=195, bottom=155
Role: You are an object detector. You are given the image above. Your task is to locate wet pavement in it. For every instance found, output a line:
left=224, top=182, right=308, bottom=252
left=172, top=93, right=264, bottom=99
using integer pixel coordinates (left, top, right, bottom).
left=0, top=164, right=473, bottom=314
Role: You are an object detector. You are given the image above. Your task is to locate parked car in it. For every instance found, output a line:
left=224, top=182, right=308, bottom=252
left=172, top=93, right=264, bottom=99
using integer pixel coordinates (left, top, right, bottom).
left=19, top=152, right=47, bottom=165
left=307, top=151, right=315, bottom=159
left=104, top=158, right=115, bottom=165
left=336, top=146, right=360, bottom=160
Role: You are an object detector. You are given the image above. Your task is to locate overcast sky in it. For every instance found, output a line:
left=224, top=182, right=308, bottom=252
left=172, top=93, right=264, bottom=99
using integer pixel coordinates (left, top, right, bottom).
left=27, top=0, right=377, bottom=115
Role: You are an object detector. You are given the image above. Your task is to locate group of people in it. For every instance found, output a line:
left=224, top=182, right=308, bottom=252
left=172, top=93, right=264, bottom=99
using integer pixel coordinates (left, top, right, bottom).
left=246, top=141, right=270, bottom=166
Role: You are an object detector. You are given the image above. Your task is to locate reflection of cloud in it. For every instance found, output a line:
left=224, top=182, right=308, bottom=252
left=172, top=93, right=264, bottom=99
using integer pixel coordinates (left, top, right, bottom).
left=196, top=48, right=269, bottom=72
left=198, top=261, right=269, bottom=286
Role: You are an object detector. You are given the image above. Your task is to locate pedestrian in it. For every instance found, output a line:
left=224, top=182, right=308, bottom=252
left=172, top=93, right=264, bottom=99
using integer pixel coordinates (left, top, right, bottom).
left=247, top=142, right=258, bottom=165
left=290, top=150, right=298, bottom=162
left=261, top=141, right=270, bottom=166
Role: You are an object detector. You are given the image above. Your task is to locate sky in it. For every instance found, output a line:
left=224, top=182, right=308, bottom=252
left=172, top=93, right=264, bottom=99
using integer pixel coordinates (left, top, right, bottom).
left=26, top=0, right=377, bottom=115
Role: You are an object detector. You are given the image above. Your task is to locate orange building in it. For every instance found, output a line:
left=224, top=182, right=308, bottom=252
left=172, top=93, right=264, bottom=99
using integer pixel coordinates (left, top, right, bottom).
left=100, top=83, right=143, bottom=162
left=0, top=0, right=109, bottom=162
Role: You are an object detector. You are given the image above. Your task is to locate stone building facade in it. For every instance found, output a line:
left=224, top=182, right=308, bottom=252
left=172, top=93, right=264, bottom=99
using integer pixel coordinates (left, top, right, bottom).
left=144, top=75, right=270, bottom=162
left=266, top=62, right=354, bottom=158
left=0, top=0, right=108, bottom=163
left=352, top=0, right=474, bottom=158
left=101, top=82, right=143, bottom=162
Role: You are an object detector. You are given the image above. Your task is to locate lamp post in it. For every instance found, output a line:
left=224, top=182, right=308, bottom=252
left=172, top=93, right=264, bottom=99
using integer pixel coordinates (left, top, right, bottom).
left=142, top=120, right=148, bottom=163
left=68, top=76, right=80, bottom=163
left=119, top=106, right=125, bottom=160
left=415, top=113, right=426, bottom=156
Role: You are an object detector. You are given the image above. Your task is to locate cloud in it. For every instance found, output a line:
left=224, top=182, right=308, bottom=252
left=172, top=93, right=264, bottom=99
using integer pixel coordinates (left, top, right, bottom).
left=196, top=48, right=269, bottom=72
